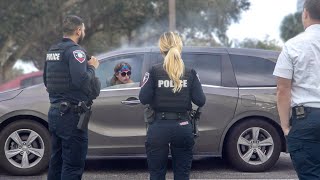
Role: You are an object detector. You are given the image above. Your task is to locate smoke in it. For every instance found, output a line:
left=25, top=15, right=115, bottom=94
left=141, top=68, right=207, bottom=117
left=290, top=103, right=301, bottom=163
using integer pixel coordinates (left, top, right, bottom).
left=115, top=17, right=222, bottom=51
left=117, top=19, right=168, bottom=50
left=91, top=1, right=236, bottom=54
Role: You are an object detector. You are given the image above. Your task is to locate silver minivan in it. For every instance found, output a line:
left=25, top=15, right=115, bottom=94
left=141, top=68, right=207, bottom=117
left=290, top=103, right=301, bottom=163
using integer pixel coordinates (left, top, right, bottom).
left=0, top=47, right=284, bottom=175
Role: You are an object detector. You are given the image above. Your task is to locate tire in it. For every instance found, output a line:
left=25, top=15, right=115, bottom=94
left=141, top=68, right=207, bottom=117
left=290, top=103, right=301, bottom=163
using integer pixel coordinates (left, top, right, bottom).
left=0, top=120, right=51, bottom=175
left=225, top=118, right=281, bottom=172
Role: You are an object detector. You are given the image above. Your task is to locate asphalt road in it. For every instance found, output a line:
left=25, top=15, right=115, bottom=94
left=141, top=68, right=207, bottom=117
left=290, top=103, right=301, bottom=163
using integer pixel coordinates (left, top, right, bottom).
left=0, top=153, right=298, bottom=180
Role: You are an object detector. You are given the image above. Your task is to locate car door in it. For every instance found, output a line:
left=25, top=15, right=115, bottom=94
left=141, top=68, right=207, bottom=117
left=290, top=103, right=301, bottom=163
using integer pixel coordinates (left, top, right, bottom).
left=87, top=53, right=152, bottom=156
left=229, top=54, right=278, bottom=119
left=180, top=52, right=238, bottom=155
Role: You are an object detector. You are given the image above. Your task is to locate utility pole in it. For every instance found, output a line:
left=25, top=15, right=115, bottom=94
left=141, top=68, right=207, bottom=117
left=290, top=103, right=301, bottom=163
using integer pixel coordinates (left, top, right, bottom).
left=169, top=0, right=176, bottom=31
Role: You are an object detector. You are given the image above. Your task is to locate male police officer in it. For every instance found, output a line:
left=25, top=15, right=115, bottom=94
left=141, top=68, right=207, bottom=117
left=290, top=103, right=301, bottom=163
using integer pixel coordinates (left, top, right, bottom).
left=274, top=0, right=320, bottom=179
left=44, top=15, right=99, bottom=180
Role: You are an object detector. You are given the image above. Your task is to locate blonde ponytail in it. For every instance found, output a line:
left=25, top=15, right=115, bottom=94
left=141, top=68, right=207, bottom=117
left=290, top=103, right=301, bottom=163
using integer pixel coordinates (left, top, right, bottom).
left=159, top=32, right=184, bottom=93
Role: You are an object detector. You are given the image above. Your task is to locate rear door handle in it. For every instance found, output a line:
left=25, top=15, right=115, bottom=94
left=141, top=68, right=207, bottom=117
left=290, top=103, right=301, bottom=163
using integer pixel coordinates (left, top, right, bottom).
left=121, top=99, right=141, bottom=105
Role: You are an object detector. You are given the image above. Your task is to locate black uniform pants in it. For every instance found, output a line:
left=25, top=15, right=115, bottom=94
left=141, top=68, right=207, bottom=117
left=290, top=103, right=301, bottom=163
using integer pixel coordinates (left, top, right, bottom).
left=47, top=106, right=88, bottom=180
left=145, top=119, right=195, bottom=180
left=287, top=107, right=320, bottom=180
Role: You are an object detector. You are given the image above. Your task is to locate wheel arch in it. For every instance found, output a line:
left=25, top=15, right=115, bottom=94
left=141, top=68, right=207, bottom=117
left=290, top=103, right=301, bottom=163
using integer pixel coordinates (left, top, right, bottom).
left=220, top=113, right=286, bottom=157
left=0, top=110, right=50, bottom=175
left=0, top=110, right=48, bottom=133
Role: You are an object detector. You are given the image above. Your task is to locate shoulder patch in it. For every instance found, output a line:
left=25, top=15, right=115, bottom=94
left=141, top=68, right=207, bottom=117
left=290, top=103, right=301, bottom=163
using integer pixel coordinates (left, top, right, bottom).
left=141, top=72, right=150, bottom=87
left=73, top=50, right=86, bottom=63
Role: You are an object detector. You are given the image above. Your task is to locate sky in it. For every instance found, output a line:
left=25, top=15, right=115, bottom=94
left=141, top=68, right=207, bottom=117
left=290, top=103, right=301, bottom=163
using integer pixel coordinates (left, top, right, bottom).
left=227, top=0, right=298, bottom=46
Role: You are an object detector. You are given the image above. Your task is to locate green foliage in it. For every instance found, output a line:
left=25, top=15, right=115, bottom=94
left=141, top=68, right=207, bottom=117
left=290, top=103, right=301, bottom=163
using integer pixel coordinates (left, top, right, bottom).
left=176, top=0, right=250, bottom=46
left=0, top=0, right=250, bottom=81
left=235, top=37, right=282, bottom=51
left=280, top=12, right=304, bottom=42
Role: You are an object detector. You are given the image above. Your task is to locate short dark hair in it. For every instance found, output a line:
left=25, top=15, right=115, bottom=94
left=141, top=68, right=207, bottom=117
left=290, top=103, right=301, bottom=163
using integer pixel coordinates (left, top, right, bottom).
left=304, top=0, right=320, bottom=20
left=62, top=15, right=84, bottom=36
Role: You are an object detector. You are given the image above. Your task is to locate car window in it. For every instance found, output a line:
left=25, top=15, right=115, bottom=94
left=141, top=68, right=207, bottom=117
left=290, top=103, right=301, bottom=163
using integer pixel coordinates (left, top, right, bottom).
left=155, top=53, right=222, bottom=86
left=96, top=54, right=144, bottom=89
left=230, top=55, right=276, bottom=87
left=182, top=53, right=221, bottom=86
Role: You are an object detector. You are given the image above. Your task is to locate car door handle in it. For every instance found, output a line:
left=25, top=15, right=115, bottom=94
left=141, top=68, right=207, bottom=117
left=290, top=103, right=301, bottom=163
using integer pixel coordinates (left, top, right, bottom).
left=121, top=99, right=141, bottom=105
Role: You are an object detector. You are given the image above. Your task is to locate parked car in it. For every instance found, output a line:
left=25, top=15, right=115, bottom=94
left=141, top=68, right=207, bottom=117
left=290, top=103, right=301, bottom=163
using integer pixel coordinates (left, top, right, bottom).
left=0, top=47, right=284, bottom=175
left=0, top=71, right=43, bottom=92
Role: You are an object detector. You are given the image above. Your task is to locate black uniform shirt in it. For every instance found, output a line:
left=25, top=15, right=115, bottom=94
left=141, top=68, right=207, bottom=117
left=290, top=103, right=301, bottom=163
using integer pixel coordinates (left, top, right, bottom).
left=44, top=38, right=96, bottom=104
left=139, top=64, right=206, bottom=111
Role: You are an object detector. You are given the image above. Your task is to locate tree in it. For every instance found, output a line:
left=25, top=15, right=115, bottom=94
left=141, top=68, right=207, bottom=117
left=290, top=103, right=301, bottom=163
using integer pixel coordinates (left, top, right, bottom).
left=235, top=37, right=282, bottom=51
left=0, top=0, right=250, bottom=83
left=280, top=12, right=304, bottom=42
left=0, top=0, right=77, bottom=83
left=175, top=0, right=250, bottom=46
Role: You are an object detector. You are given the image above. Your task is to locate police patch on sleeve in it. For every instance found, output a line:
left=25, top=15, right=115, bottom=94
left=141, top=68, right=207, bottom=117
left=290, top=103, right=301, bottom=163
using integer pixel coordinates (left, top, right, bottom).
left=73, top=50, right=86, bottom=63
left=141, top=72, right=150, bottom=87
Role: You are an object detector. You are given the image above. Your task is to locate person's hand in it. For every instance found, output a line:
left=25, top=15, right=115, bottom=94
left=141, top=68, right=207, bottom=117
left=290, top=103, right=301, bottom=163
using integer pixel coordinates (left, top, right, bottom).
left=88, top=56, right=99, bottom=69
left=282, top=126, right=291, bottom=136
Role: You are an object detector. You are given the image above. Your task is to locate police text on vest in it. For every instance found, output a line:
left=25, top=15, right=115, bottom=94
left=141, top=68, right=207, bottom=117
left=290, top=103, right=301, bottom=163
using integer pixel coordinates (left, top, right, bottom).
left=46, top=53, right=60, bottom=61
left=158, top=80, right=187, bottom=88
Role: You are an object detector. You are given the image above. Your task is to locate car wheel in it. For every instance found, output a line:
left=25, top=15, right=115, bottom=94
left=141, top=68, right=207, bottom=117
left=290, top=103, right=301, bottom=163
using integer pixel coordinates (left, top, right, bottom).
left=0, top=120, right=50, bottom=175
left=225, top=118, right=281, bottom=172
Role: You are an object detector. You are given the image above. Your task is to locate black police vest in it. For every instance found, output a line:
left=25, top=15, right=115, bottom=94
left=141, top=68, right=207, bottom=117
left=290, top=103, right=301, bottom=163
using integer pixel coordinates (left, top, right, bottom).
left=152, top=65, right=193, bottom=112
left=45, top=41, right=76, bottom=94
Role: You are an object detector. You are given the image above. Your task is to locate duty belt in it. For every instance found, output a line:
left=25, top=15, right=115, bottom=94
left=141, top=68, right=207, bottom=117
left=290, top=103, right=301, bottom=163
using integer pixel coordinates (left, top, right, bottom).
left=51, top=102, right=82, bottom=113
left=155, top=112, right=189, bottom=120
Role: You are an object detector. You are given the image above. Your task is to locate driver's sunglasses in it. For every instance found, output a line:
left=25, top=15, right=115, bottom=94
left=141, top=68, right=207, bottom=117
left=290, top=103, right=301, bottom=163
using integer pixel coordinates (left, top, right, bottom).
left=120, top=71, right=131, bottom=77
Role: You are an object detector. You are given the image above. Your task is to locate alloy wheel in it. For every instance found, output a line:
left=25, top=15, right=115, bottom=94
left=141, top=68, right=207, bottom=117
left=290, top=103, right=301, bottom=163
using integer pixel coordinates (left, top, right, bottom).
left=4, top=129, right=45, bottom=169
left=236, top=127, right=274, bottom=165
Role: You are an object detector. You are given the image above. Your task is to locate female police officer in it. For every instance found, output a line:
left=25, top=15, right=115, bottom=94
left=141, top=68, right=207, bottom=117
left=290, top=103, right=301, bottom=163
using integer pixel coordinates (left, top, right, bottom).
left=139, top=32, right=206, bottom=180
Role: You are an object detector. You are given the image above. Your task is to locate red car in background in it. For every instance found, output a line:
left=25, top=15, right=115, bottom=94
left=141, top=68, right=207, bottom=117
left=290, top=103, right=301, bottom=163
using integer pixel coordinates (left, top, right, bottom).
left=0, top=71, right=43, bottom=92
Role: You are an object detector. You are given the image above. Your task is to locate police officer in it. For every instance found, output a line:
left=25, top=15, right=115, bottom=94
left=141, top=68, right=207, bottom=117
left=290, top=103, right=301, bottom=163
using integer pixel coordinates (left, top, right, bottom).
left=139, top=32, right=206, bottom=180
left=44, top=15, right=100, bottom=180
left=274, top=0, right=320, bottom=179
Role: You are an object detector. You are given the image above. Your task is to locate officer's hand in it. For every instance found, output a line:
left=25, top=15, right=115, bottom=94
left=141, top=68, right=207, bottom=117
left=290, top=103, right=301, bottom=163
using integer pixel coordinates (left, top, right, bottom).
left=88, top=56, right=99, bottom=69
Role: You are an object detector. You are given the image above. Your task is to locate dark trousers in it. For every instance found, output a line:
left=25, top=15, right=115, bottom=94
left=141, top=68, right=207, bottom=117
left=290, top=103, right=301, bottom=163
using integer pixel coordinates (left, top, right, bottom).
left=145, top=119, right=195, bottom=180
left=287, top=108, right=320, bottom=180
left=47, top=107, right=88, bottom=180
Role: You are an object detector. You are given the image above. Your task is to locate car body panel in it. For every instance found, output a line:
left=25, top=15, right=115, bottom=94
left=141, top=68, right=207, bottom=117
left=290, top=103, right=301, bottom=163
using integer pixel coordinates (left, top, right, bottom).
left=195, top=85, right=238, bottom=155
left=0, top=85, right=49, bottom=121
left=88, top=88, right=146, bottom=155
left=0, top=47, right=282, bottom=159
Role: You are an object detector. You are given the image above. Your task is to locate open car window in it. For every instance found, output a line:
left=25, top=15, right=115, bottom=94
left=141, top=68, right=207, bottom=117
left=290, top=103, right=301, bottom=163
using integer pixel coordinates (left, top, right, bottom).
left=96, top=54, right=144, bottom=90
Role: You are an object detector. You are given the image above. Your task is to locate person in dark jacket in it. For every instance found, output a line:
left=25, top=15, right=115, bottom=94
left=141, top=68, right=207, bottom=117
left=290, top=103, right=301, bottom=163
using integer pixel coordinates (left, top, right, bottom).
left=139, top=31, right=206, bottom=180
left=44, top=15, right=100, bottom=180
